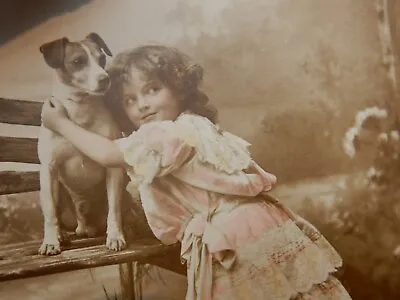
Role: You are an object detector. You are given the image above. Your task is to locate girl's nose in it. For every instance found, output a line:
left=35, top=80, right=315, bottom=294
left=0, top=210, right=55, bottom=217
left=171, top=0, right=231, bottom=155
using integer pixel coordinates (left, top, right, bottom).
left=137, top=95, right=150, bottom=111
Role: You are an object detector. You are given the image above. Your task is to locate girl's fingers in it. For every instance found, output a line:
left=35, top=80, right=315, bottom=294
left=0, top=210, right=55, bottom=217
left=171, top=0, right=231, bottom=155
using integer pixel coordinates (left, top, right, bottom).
left=43, top=97, right=64, bottom=114
left=48, top=97, right=62, bottom=109
left=42, top=97, right=63, bottom=121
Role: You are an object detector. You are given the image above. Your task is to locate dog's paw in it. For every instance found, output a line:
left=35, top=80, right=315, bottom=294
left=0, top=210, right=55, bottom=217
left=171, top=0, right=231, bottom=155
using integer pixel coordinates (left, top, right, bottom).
left=106, top=233, right=126, bottom=251
left=38, top=241, right=61, bottom=256
left=75, top=223, right=98, bottom=237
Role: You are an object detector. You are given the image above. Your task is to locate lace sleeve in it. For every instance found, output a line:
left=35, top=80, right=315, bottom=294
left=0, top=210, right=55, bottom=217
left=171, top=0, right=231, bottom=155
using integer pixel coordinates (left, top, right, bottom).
left=115, top=120, right=194, bottom=187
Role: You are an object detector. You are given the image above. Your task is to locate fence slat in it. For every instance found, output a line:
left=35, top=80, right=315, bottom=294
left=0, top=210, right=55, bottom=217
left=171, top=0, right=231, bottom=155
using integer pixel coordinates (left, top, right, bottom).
left=0, top=171, right=40, bottom=195
left=0, top=98, right=42, bottom=126
left=0, top=137, right=39, bottom=164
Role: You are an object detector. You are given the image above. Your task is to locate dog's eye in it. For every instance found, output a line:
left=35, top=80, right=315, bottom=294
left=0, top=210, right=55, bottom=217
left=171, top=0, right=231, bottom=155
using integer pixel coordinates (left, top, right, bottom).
left=73, top=58, right=84, bottom=65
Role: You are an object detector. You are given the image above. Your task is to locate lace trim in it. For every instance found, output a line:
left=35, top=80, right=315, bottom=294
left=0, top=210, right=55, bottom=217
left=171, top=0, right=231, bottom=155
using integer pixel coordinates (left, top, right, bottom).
left=177, top=113, right=252, bottom=174
left=213, top=276, right=351, bottom=300
left=293, top=276, right=351, bottom=299
left=212, top=220, right=344, bottom=300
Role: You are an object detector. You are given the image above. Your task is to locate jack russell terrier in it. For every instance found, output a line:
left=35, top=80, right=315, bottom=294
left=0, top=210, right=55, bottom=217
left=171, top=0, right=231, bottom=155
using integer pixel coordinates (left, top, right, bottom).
left=37, top=33, right=126, bottom=255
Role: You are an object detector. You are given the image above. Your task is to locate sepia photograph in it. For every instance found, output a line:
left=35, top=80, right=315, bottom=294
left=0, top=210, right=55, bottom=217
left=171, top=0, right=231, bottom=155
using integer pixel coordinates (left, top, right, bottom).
left=0, top=0, right=400, bottom=299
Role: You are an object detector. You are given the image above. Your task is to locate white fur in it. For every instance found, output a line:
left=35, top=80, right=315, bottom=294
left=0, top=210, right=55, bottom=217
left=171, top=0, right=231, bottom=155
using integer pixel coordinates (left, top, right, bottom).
left=81, top=44, right=109, bottom=93
left=38, top=42, right=126, bottom=255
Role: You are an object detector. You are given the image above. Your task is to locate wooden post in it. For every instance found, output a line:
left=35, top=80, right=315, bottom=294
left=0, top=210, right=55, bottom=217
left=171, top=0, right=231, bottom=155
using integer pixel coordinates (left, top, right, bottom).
left=376, top=0, right=400, bottom=118
left=133, top=262, right=143, bottom=300
left=119, top=263, right=135, bottom=300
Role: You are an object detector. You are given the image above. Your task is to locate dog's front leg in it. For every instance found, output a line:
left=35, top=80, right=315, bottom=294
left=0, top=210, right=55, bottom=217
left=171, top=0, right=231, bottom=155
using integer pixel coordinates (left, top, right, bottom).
left=38, top=162, right=62, bottom=255
left=105, top=167, right=126, bottom=251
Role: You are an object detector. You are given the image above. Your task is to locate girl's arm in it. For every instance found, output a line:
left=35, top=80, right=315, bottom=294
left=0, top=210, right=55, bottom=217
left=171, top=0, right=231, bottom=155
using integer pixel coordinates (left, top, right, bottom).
left=41, top=98, right=125, bottom=168
left=57, top=118, right=125, bottom=167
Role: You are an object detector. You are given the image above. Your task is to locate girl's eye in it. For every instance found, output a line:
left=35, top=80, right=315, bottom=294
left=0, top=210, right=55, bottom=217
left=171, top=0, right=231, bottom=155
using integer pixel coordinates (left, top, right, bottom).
left=148, top=86, right=161, bottom=94
left=124, top=97, right=136, bottom=105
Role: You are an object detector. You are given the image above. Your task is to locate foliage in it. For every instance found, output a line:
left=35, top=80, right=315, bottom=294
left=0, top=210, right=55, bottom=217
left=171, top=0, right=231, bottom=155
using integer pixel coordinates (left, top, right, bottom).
left=0, top=192, right=43, bottom=245
left=300, top=106, right=400, bottom=298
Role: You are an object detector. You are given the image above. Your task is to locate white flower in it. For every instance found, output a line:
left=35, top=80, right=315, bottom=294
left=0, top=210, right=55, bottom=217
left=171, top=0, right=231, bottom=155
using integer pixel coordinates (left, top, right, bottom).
left=367, top=167, right=376, bottom=178
left=366, top=167, right=382, bottom=179
left=393, top=245, right=400, bottom=258
left=342, top=106, right=389, bottom=157
left=343, top=126, right=359, bottom=158
left=354, top=106, right=388, bottom=129
left=390, top=130, right=399, bottom=141
left=378, top=132, right=389, bottom=142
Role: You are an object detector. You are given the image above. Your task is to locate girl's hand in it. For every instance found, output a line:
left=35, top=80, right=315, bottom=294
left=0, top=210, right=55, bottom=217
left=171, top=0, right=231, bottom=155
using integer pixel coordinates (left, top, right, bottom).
left=41, top=97, right=69, bottom=133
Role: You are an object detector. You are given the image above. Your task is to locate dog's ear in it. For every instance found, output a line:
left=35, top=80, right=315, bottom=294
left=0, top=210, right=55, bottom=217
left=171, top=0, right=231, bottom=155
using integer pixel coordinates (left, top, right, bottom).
left=39, top=37, right=69, bottom=69
left=86, top=32, right=112, bottom=57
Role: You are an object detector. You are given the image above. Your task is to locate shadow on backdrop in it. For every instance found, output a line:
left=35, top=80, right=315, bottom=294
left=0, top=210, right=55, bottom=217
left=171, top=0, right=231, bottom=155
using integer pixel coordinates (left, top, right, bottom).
left=0, top=0, right=93, bottom=46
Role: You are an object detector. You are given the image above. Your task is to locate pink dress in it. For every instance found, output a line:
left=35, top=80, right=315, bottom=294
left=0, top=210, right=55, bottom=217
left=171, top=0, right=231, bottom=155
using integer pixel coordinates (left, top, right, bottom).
left=115, top=112, right=352, bottom=300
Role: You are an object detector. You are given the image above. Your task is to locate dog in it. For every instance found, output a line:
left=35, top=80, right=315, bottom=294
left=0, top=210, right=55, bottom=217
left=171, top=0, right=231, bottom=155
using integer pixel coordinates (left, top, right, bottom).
left=37, top=33, right=126, bottom=255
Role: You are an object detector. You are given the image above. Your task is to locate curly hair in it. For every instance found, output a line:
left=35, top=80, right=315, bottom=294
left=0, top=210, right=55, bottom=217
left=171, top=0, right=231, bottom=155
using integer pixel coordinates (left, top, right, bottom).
left=104, top=45, right=218, bottom=133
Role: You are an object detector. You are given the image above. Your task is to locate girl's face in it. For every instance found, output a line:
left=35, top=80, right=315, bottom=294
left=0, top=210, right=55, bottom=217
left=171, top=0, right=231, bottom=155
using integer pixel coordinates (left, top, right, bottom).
left=121, top=66, right=182, bottom=128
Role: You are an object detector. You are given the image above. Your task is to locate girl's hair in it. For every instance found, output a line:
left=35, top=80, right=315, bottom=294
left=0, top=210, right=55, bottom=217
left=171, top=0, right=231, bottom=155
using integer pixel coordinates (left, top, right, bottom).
left=104, top=45, right=218, bottom=133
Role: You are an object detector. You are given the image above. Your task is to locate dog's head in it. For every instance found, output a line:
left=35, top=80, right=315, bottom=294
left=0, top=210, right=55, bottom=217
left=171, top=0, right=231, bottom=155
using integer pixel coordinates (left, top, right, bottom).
left=39, top=33, right=113, bottom=95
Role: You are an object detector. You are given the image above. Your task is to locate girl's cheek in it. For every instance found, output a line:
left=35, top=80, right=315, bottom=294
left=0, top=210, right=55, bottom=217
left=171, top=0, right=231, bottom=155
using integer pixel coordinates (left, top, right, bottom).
left=127, top=109, right=141, bottom=127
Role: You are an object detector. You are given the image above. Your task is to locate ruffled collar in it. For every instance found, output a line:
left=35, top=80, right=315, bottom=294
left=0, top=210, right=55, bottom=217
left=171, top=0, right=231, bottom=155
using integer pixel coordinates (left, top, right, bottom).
left=173, top=112, right=252, bottom=174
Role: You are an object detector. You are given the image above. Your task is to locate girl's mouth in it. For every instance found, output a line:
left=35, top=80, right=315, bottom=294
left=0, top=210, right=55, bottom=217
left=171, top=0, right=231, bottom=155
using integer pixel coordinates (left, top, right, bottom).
left=141, top=112, right=156, bottom=121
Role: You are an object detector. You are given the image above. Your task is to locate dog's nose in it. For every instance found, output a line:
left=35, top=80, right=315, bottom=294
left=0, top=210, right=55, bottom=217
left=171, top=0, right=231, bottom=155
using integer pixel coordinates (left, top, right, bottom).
left=98, top=75, right=110, bottom=88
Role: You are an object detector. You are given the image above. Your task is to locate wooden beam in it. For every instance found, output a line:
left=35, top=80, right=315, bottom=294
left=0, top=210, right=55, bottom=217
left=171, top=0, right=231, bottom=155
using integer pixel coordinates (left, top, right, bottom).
left=133, top=263, right=143, bottom=300
left=0, top=136, right=39, bottom=164
left=0, top=171, right=40, bottom=195
left=0, top=98, right=42, bottom=126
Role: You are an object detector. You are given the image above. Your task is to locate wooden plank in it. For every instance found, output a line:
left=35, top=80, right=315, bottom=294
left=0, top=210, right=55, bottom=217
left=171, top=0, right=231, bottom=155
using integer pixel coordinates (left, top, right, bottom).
left=0, top=235, right=105, bottom=258
left=0, top=136, right=39, bottom=164
left=0, top=238, right=182, bottom=281
left=147, top=247, right=186, bottom=276
left=0, top=171, right=40, bottom=195
left=0, top=98, right=42, bottom=126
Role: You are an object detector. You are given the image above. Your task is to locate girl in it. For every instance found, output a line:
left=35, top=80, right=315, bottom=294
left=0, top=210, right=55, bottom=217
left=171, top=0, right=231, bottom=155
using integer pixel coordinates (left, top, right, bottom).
left=41, top=45, right=352, bottom=299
